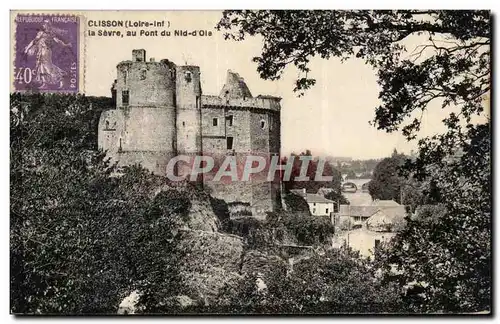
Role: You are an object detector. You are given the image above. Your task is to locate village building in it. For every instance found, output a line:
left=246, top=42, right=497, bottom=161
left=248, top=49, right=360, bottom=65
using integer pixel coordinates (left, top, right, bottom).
left=334, top=200, right=407, bottom=258
left=290, top=188, right=336, bottom=216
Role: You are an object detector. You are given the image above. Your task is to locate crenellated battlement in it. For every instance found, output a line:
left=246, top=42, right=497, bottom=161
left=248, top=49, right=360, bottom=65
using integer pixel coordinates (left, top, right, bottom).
left=201, top=95, right=281, bottom=112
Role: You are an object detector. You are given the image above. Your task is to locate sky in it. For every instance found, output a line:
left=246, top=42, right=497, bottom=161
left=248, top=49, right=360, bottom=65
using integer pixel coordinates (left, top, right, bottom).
left=83, top=10, right=457, bottom=160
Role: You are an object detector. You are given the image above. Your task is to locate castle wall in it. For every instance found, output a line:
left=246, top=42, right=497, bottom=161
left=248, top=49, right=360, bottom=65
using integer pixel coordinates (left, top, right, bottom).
left=176, top=66, right=203, bottom=180
left=98, top=109, right=123, bottom=153
left=200, top=107, right=253, bottom=154
left=110, top=50, right=177, bottom=175
left=98, top=109, right=176, bottom=175
left=250, top=111, right=271, bottom=153
left=269, top=111, right=281, bottom=154
left=201, top=107, right=225, bottom=139
left=225, top=108, right=252, bottom=153
left=202, top=95, right=280, bottom=112
left=116, top=60, right=176, bottom=109
left=176, top=66, right=202, bottom=155
left=205, top=182, right=253, bottom=209
left=115, top=151, right=175, bottom=175
left=98, top=50, right=283, bottom=216
left=251, top=181, right=275, bottom=218
left=205, top=181, right=279, bottom=220
left=121, top=107, right=176, bottom=153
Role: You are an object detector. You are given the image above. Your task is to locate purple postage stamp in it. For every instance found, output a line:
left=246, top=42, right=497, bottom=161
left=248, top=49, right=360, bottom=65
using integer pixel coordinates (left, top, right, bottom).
left=14, top=14, right=79, bottom=92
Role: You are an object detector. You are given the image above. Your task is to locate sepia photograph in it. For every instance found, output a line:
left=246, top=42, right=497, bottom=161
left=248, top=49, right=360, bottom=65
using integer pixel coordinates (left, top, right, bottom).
left=9, top=8, right=491, bottom=315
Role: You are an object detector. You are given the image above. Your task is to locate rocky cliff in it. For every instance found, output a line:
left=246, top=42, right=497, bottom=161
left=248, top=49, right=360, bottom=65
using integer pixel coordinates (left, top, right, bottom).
left=117, top=184, right=290, bottom=313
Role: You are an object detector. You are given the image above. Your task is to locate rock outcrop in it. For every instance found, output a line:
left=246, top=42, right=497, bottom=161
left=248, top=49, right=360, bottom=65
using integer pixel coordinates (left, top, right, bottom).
left=176, top=229, right=244, bottom=302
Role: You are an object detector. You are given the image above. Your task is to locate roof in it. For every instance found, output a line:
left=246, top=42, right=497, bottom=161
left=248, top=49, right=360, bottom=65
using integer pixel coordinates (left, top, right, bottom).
left=289, top=190, right=334, bottom=204
left=380, top=206, right=407, bottom=219
left=339, top=203, right=406, bottom=218
left=366, top=206, right=407, bottom=231
left=339, top=205, right=379, bottom=217
left=289, top=189, right=306, bottom=197
left=372, top=200, right=400, bottom=207
left=305, top=194, right=334, bottom=204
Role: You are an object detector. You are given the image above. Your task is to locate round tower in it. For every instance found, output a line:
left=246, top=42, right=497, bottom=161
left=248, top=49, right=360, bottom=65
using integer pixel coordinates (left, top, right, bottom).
left=113, top=49, right=178, bottom=174
left=175, top=65, right=203, bottom=180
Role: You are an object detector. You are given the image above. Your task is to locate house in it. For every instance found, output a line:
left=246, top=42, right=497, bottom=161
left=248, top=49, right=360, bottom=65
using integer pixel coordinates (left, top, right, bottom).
left=290, top=188, right=336, bottom=216
left=338, top=205, right=379, bottom=228
left=334, top=200, right=408, bottom=258
left=333, top=229, right=397, bottom=259
left=338, top=200, right=407, bottom=228
left=366, top=206, right=407, bottom=232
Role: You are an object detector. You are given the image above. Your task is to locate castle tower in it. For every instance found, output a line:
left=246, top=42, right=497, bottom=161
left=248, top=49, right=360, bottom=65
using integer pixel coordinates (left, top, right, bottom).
left=100, top=49, right=178, bottom=174
left=175, top=65, right=203, bottom=180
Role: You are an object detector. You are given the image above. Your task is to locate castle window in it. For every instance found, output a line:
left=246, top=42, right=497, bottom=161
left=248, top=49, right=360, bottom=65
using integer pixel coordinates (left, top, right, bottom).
left=182, top=121, right=185, bottom=127
left=260, top=119, right=267, bottom=129
left=140, top=69, right=147, bottom=80
left=226, top=115, right=233, bottom=126
left=212, top=118, right=218, bottom=126
left=226, top=137, right=234, bottom=150
left=325, top=208, right=329, bottom=214
left=185, top=71, right=192, bottom=83
left=123, top=70, right=128, bottom=84
left=104, top=120, right=116, bottom=131
left=122, top=90, right=129, bottom=106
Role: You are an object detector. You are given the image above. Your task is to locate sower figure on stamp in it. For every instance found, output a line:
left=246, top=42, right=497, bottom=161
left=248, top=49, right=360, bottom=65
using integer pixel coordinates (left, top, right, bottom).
left=23, top=20, right=72, bottom=89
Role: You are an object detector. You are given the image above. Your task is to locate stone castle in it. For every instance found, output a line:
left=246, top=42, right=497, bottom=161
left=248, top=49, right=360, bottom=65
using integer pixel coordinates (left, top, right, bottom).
left=98, top=49, right=282, bottom=218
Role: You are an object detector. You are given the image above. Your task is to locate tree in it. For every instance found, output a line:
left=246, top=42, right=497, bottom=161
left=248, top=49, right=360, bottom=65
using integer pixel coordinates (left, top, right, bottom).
left=368, top=153, right=406, bottom=203
left=10, top=93, right=187, bottom=313
left=324, top=191, right=349, bottom=206
left=345, top=170, right=356, bottom=180
left=210, top=248, right=405, bottom=313
left=284, top=150, right=344, bottom=194
left=217, top=11, right=489, bottom=126
left=217, top=10, right=491, bottom=312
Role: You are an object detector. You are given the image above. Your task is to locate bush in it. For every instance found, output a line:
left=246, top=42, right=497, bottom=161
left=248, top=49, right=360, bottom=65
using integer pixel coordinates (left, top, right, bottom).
left=281, top=212, right=334, bottom=246
left=283, top=193, right=310, bottom=213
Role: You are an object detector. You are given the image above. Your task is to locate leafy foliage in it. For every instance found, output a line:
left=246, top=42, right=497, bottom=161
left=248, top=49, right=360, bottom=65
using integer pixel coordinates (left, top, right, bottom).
left=324, top=190, right=350, bottom=206
left=368, top=151, right=407, bottom=203
left=283, top=150, right=344, bottom=194
left=217, top=10, right=491, bottom=312
left=280, top=213, right=334, bottom=246
left=210, top=249, right=405, bottom=314
left=282, top=192, right=310, bottom=212
left=217, top=10, right=489, bottom=126
left=9, top=93, right=190, bottom=313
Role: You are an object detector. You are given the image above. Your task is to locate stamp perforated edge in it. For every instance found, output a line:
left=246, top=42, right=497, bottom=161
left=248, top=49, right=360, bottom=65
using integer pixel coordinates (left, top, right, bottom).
left=10, top=10, right=86, bottom=94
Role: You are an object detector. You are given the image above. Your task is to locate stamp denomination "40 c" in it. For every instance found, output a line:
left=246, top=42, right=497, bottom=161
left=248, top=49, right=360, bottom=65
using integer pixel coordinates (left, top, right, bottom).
left=14, top=14, right=79, bottom=92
